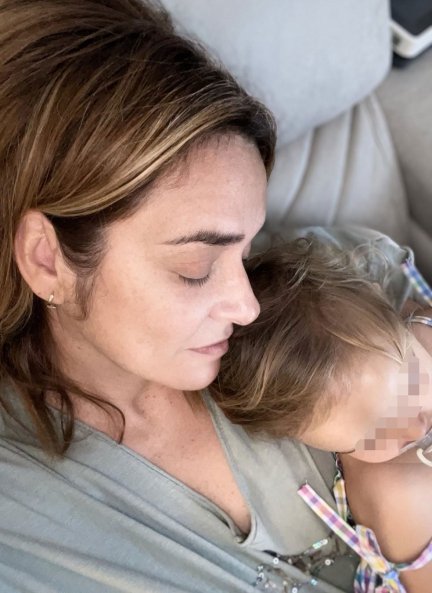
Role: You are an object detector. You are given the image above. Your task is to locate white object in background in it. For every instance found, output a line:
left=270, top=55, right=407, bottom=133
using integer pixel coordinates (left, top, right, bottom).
left=391, top=20, right=432, bottom=58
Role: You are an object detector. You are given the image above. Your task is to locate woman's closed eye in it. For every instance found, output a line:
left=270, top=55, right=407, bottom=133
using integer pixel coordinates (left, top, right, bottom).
left=180, top=274, right=210, bottom=287
left=177, top=255, right=249, bottom=288
left=173, top=258, right=212, bottom=287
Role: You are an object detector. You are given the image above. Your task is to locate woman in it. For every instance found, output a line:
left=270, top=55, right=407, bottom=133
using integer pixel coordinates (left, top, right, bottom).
left=0, top=1, right=378, bottom=592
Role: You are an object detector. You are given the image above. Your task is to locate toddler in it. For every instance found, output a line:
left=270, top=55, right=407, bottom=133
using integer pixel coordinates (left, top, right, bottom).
left=210, top=238, right=432, bottom=593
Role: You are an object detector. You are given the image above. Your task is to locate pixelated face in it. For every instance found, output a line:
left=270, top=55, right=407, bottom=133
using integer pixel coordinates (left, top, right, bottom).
left=351, top=337, right=432, bottom=462
left=299, top=336, right=432, bottom=463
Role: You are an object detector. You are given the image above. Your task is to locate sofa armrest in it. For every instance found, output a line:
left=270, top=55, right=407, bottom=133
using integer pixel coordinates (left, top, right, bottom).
left=377, top=50, right=432, bottom=240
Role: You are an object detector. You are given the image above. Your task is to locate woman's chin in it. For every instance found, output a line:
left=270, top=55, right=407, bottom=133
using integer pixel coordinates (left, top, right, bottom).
left=174, top=361, right=221, bottom=392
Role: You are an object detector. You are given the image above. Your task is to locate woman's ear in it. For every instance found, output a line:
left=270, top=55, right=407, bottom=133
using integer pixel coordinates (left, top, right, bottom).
left=14, top=210, right=71, bottom=306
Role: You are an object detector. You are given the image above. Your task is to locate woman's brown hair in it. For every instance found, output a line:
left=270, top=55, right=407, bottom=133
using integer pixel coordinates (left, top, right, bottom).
left=0, top=0, right=276, bottom=454
left=210, top=239, right=408, bottom=439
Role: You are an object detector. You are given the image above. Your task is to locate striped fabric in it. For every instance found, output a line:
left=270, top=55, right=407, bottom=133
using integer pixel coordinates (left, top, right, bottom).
left=401, top=256, right=432, bottom=326
left=296, top=259, right=432, bottom=592
left=333, top=457, right=350, bottom=521
left=401, top=259, right=432, bottom=307
left=298, top=483, right=432, bottom=593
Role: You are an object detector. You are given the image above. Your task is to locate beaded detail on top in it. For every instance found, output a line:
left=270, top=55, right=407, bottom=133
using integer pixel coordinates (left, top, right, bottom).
left=254, top=555, right=319, bottom=592
left=254, top=533, right=355, bottom=592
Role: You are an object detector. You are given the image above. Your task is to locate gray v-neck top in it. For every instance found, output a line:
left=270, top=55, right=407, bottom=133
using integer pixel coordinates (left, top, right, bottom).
left=0, top=391, right=357, bottom=593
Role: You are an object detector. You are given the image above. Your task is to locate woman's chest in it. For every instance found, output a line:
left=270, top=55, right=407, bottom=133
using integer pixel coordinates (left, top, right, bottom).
left=121, top=404, right=252, bottom=534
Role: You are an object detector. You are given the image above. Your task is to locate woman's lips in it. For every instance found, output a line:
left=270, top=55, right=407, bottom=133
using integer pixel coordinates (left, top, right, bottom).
left=190, top=339, right=229, bottom=356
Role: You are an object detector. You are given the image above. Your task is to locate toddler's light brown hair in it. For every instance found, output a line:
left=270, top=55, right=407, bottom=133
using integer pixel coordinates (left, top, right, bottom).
left=210, top=238, right=408, bottom=439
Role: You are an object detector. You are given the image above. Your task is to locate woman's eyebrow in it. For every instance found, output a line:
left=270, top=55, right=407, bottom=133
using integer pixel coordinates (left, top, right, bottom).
left=163, top=230, right=245, bottom=246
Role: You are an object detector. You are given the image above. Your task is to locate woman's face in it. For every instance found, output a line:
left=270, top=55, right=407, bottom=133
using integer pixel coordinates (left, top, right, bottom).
left=299, top=337, right=432, bottom=463
left=56, top=136, right=267, bottom=393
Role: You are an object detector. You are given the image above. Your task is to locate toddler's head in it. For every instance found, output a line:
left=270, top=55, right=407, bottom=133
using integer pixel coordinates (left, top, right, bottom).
left=210, top=239, right=431, bottom=462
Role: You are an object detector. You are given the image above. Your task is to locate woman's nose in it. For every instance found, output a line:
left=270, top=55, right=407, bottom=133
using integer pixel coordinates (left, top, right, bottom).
left=212, top=269, right=260, bottom=326
left=235, top=289, right=261, bottom=326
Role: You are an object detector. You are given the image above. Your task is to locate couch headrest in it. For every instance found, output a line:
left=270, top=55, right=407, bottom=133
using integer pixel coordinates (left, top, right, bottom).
left=161, top=0, right=392, bottom=143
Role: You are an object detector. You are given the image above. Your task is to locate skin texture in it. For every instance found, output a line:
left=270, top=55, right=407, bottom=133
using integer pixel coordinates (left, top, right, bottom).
left=13, top=135, right=268, bottom=534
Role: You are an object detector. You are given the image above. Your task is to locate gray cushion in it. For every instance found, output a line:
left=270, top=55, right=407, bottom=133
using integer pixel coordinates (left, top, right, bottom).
left=263, top=94, right=409, bottom=246
left=162, top=0, right=392, bottom=143
left=377, top=49, right=432, bottom=280
left=377, top=49, right=432, bottom=238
